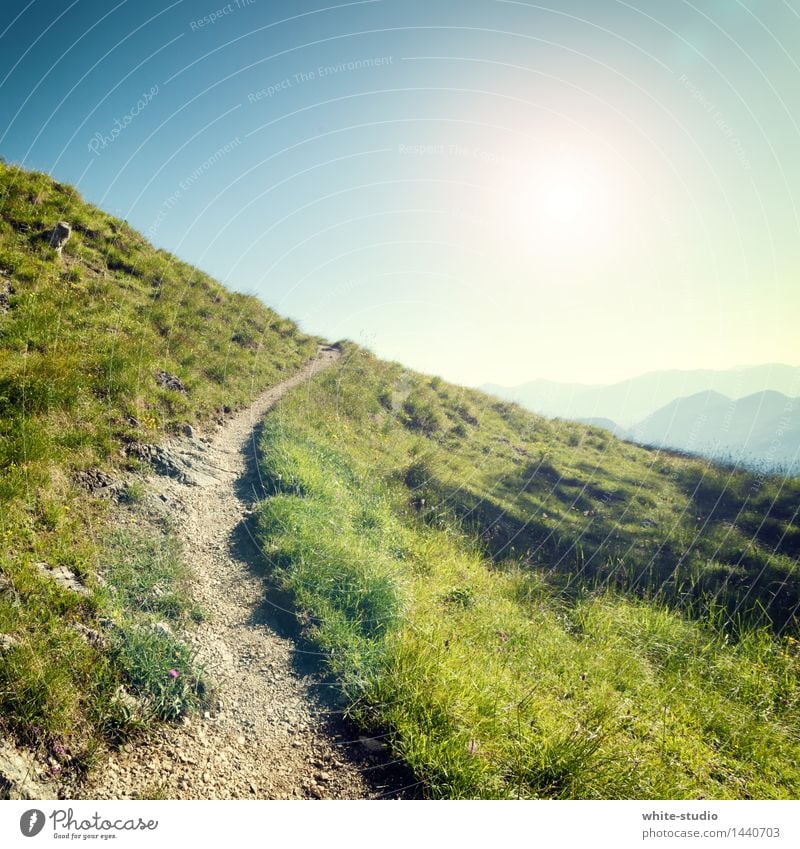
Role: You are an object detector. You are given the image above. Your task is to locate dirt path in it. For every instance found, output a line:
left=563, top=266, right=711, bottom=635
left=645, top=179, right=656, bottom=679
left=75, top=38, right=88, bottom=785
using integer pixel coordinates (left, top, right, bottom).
left=83, top=347, right=403, bottom=800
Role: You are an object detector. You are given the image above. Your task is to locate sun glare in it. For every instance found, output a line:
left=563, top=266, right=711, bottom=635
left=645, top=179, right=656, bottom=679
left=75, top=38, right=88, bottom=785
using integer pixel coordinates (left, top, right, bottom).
left=544, top=179, right=589, bottom=223
left=498, top=154, right=612, bottom=257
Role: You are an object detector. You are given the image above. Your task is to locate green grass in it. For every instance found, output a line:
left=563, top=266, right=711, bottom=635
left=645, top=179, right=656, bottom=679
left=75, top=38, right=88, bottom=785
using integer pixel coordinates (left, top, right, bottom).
left=2, top=161, right=798, bottom=799
left=108, top=625, right=205, bottom=724
left=100, top=525, right=208, bottom=724
left=100, top=528, right=204, bottom=624
left=254, top=345, right=800, bottom=798
left=0, top=161, right=318, bottom=775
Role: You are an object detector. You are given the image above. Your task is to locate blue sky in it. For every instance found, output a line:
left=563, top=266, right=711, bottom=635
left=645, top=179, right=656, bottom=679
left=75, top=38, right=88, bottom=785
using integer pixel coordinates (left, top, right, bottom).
left=1, top=0, right=798, bottom=385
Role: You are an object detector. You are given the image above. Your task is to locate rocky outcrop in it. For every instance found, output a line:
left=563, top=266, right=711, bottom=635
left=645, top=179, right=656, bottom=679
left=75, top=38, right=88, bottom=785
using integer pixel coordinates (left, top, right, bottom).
left=49, top=220, right=72, bottom=255
left=155, top=370, right=187, bottom=393
left=0, top=740, right=57, bottom=801
left=34, top=561, right=89, bottom=597
left=125, top=442, right=198, bottom=485
left=74, top=467, right=119, bottom=496
left=0, top=277, right=13, bottom=312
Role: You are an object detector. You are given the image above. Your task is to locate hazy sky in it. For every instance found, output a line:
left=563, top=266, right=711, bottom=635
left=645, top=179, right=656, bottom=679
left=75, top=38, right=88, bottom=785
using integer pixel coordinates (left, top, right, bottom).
left=1, top=0, right=798, bottom=385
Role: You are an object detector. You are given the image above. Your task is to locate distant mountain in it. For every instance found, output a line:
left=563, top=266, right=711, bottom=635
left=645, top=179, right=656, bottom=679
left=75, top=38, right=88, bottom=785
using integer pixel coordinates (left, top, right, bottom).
left=629, top=390, right=733, bottom=448
left=482, top=364, right=800, bottom=428
left=629, top=390, right=800, bottom=473
left=579, top=391, right=800, bottom=475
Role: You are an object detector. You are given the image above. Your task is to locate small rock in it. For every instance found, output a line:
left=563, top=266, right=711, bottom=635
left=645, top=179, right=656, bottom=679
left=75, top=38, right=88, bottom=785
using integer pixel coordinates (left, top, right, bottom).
left=0, top=633, right=18, bottom=652
left=182, top=423, right=195, bottom=438
left=359, top=735, right=387, bottom=753
left=150, top=621, right=173, bottom=638
left=315, top=771, right=330, bottom=783
left=34, top=561, right=89, bottom=596
left=155, top=370, right=187, bottom=393
left=74, top=468, right=117, bottom=494
left=72, top=622, right=106, bottom=649
left=112, top=687, right=142, bottom=716
left=0, top=278, right=14, bottom=313
left=236, top=736, right=246, bottom=747
left=49, top=220, right=71, bottom=256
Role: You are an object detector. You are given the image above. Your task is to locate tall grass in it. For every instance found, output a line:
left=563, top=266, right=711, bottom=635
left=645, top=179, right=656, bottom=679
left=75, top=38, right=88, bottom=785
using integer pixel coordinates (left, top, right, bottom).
left=254, top=348, right=800, bottom=798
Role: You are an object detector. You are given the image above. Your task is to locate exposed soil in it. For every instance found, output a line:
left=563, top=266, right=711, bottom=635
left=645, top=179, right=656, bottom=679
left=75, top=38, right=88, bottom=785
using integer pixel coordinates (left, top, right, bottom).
left=81, top=347, right=414, bottom=800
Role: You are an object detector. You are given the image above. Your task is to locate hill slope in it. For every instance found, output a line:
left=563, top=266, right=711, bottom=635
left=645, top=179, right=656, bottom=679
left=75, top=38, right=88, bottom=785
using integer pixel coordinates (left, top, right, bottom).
left=255, top=347, right=800, bottom=798
left=0, top=161, right=318, bottom=782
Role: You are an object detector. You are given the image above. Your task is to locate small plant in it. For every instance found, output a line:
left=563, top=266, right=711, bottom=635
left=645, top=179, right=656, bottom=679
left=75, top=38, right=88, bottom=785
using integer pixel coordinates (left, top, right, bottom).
left=119, top=481, right=145, bottom=504
left=403, top=458, right=434, bottom=490
left=109, top=625, right=206, bottom=721
left=441, top=586, right=476, bottom=608
left=402, top=391, right=446, bottom=435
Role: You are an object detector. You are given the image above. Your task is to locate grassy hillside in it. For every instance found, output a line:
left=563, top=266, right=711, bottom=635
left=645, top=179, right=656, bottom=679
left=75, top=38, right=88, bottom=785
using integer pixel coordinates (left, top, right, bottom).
left=0, top=161, right=317, bottom=781
left=1, top=161, right=797, bottom=800
left=255, top=346, right=800, bottom=798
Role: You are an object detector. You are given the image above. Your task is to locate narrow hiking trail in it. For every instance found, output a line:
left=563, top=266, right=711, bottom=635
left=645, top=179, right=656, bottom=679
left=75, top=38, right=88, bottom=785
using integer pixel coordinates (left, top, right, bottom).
left=83, top=347, right=400, bottom=800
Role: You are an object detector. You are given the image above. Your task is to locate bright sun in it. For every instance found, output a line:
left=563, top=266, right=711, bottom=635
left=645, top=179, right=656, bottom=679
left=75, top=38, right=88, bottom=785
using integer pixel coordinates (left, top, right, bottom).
left=500, top=153, right=614, bottom=256
left=544, top=179, right=590, bottom=223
